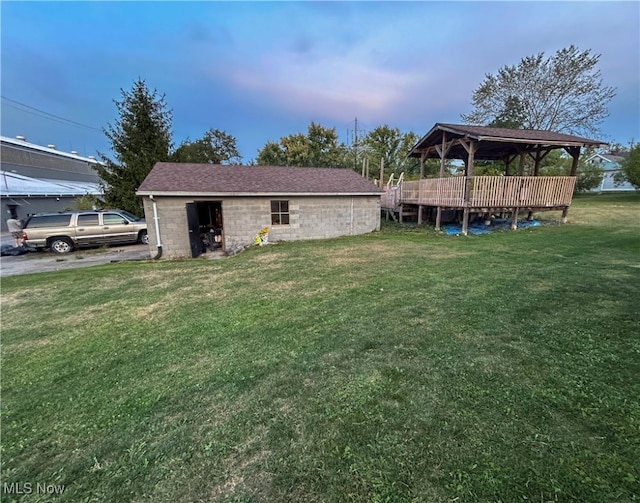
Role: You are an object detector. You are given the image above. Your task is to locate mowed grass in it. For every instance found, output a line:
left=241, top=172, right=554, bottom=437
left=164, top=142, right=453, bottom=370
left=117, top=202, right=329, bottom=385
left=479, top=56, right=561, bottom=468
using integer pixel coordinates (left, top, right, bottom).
left=1, top=192, right=639, bottom=502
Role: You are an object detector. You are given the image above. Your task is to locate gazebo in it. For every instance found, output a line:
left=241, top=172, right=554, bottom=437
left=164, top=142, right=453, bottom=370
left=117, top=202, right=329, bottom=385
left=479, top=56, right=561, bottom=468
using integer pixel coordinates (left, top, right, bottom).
left=381, top=123, right=606, bottom=235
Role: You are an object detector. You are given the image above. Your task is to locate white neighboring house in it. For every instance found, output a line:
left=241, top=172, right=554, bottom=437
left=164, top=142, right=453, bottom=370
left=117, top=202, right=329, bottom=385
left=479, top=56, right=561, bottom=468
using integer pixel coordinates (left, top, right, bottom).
left=587, top=152, right=636, bottom=192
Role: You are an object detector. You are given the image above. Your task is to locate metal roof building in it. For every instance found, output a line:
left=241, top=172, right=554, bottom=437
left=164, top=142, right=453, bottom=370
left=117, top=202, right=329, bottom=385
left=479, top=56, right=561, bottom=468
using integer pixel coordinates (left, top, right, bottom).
left=0, top=135, right=103, bottom=231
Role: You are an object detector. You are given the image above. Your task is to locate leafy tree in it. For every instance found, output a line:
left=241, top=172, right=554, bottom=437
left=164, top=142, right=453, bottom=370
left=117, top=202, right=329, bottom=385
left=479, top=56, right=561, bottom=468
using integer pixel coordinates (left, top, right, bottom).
left=574, top=162, right=605, bottom=193
left=307, top=123, right=345, bottom=167
left=256, top=122, right=345, bottom=167
left=488, top=96, right=527, bottom=129
left=256, top=141, right=286, bottom=165
left=96, top=79, right=172, bottom=216
left=360, top=126, right=425, bottom=179
left=171, top=128, right=241, bottom=164
left=364, top=125, right=402, bottom=175
left=69, top=194, right=102, bottom=211
left=280, top=133, right=312, bottom=167
left=399, top=131, right=443, bottom=178
left=472, top=161, right=507, bottom=176
left=539, top=148, right=604, bottom=193
left=462, top=45, right=616, bottom=137
left=617, top=144, right=640, bottom=189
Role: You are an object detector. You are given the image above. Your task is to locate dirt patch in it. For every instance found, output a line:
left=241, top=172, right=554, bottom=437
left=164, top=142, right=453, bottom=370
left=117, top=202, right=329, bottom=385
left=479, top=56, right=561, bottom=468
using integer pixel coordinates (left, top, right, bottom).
left=3, top=336, right=55, bottom=354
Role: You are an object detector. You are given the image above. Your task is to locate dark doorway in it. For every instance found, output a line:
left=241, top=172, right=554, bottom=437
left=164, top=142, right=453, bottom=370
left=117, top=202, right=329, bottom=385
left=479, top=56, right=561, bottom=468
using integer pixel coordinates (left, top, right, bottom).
left=185, top=202, right=224, bottom=257
left=196, top=201, right=224, bottom=252
left=196, top=201, right=223, bottom=229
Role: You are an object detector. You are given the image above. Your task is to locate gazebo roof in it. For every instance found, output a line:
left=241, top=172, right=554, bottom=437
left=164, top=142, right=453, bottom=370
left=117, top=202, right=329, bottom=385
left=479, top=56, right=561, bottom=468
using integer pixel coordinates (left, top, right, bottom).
left=408, top=123, right=607, bottom=161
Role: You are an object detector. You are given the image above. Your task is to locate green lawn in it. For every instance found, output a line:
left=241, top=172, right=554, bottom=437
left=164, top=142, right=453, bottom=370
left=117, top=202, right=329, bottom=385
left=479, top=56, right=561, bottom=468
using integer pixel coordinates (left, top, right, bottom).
left=2, top=192, right=639, bottom=502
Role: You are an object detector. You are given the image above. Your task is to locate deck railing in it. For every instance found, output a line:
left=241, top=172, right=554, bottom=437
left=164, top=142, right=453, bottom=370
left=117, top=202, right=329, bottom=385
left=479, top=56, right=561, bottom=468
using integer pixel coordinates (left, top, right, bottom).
left=385, top=176, right=576, bottom=209
left=380, top=186, right=402, bottom=209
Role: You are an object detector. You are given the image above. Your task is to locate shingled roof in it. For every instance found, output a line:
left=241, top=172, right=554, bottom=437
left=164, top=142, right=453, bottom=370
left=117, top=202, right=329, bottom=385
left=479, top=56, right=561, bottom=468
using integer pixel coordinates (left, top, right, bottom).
left=137, top=163, right=382, bottom=196
left=409, top=123, right=607, bottom=161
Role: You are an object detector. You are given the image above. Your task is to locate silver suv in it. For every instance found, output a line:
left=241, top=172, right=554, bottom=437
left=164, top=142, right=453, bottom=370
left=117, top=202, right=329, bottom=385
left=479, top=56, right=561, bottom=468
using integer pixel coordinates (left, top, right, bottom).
left=22, top=210, right=148, bottom=254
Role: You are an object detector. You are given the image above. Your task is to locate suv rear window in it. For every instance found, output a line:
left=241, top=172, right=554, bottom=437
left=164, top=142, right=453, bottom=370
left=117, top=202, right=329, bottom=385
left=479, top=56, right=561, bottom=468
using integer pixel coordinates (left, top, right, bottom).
left=25, top=214, right=72, bottom=228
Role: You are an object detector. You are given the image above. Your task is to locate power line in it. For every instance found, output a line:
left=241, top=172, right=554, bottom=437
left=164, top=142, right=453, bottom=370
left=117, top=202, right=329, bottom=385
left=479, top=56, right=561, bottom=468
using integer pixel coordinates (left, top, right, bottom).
left=1, top=96, right=102, bottom=132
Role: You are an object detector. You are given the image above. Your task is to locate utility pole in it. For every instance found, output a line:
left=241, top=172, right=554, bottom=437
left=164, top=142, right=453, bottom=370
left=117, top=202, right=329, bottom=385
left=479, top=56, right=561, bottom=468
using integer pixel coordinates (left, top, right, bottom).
left=351, top=117, right=360, bottom=171
left=353, top=117, right=359, bottom=171
left=347, top=118, right=366, bottom=173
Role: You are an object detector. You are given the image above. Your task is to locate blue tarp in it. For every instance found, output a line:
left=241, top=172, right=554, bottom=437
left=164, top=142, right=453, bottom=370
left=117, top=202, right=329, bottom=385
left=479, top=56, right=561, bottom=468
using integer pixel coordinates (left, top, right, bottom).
left=442, top=219, right=542, bottom=235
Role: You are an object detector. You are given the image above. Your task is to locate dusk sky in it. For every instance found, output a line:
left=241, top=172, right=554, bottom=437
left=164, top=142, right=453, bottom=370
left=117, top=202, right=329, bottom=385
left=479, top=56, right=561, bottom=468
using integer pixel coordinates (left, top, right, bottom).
left=1, top=1, right=638, bottom=162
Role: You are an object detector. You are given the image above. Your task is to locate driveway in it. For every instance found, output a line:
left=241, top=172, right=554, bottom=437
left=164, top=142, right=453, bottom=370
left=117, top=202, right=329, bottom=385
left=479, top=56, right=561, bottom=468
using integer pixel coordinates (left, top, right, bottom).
left=0, top=243, right=153, bottom=277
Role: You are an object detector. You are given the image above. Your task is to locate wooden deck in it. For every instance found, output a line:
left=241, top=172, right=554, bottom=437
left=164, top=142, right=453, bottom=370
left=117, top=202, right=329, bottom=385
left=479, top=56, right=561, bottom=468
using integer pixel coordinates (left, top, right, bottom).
left=382, top=176, right=576, bottom=210
left=381, top=176, right=577, bottom=233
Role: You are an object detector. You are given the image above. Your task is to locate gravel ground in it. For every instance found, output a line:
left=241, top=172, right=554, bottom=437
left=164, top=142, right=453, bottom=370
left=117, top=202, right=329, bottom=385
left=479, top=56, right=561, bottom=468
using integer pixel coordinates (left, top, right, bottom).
left=0, top=243, right=154, bottom=277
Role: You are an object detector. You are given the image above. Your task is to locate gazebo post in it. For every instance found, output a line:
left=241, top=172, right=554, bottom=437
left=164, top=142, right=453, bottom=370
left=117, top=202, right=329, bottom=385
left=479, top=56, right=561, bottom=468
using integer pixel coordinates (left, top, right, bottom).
left=568, top=147, right=580, bottom=176
left=504, top=156, right=511, bottom=176
left=528, top=148, right=543, bottom=220
left=435, top=135, right=448, bottom=231
left=460, top=138, right=476, bottom=236
left=562, top=147, right=581, bottom=223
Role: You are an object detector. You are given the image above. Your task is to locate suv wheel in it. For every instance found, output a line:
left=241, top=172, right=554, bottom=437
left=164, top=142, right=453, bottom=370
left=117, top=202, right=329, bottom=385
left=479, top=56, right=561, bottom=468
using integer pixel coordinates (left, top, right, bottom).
left=50, top=237, right=74, bottom=254
left=139, top=230, right=149, bottom=245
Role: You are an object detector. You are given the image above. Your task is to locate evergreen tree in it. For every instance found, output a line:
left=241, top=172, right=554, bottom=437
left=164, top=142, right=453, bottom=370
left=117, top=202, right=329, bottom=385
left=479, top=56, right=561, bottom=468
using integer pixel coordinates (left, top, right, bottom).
left=96, top=79, right=172, bottom=216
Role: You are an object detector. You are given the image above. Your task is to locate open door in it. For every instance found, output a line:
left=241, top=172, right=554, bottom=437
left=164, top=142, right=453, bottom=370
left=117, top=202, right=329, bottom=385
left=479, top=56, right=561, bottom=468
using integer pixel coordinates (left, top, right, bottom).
left=185, top=203, right=202, bottom=258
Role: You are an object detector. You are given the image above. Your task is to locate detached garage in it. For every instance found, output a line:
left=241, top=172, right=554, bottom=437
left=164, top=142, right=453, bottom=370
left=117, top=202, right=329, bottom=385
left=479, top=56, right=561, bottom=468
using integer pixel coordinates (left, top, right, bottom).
left=137, top=163, right=383, bottom=259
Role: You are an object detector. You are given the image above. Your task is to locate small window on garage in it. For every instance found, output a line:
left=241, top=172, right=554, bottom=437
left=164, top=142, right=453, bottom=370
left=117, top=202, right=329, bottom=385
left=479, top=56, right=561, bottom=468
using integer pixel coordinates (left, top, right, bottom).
left=270, top=200, right=289, bottom=225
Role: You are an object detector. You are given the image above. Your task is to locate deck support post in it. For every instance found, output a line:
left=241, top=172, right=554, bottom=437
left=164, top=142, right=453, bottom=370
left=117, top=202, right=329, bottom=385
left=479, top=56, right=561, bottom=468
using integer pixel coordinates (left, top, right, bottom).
left=435, top=207, right=442, bottom=231
left=417, top=205, right=422, bottom=225
left=561, top=207, right=569, bottom=224
left=462, top=207, right=470, bottom=235
left=511, top=208, right=519, bottom=230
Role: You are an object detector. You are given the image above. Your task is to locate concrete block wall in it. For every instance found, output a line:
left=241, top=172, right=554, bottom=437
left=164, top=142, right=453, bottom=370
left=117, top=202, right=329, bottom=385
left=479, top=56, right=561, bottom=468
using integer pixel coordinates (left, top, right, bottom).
left=142, top=195, right=381, bottom=259
left=142, top=197, right=192, bottom=259
left=223, top=196, right=381, bottom=250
